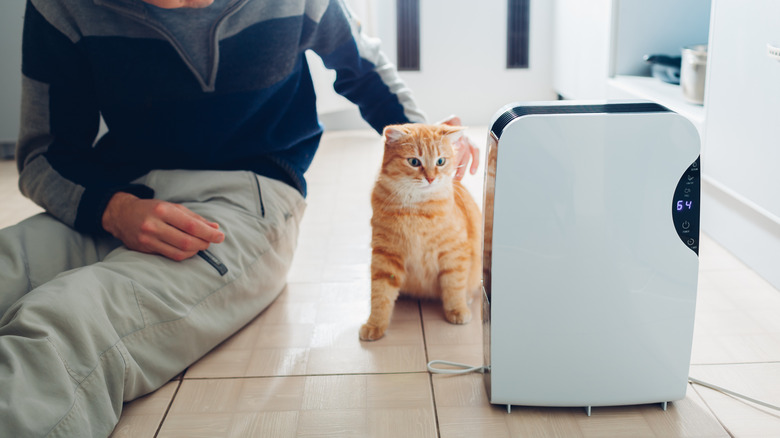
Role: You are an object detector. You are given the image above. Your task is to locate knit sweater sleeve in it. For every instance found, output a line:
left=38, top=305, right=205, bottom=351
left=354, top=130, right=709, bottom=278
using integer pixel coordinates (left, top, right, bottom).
left=17, top=0, right=153, bottom=234
left=305, top=0, right=426, bottom=132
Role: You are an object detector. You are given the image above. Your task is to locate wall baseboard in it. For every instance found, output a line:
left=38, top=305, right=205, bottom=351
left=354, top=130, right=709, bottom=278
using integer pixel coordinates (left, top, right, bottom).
left=702, top=177, right=780, bottom=291
left=318, top=108, right=372, bottom=132
left=1, top=140, right=14, bottom=160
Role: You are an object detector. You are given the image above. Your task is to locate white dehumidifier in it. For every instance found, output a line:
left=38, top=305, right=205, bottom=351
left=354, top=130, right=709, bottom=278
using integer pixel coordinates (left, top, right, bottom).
left=482, top=101, right=700, bottom=414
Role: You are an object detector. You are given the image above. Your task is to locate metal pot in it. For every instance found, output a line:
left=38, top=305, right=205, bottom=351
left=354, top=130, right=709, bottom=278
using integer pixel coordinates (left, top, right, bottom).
left=680, top=44, right=707, bottom=105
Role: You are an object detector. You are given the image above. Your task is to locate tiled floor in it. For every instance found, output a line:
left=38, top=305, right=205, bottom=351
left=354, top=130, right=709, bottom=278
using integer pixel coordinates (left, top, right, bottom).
left=2, top=128, right=780, bottom=437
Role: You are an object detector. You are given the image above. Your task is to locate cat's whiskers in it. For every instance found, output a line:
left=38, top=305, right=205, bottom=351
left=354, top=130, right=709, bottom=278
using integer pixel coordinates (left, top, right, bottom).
left=377, top=176, right=451, bottom=211
left=397, top=179, right=428, bottom=209
left=375, top=177, right=415, bottom=211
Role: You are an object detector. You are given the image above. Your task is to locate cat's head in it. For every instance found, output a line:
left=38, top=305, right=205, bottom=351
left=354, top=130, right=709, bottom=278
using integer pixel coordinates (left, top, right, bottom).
left=379, top=123, right=465, bottom=195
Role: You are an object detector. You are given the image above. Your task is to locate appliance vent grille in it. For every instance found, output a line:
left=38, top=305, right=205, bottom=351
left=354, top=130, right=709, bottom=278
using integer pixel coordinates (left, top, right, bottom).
left=491, top=102, right=670, bottom=138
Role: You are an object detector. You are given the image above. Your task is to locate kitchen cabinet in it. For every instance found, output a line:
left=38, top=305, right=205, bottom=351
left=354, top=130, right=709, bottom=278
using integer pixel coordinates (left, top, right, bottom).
left=699, top=0, right=780, bottom=290
left=553, top=0, right=711, bottom=126
left=553, top=0, right=780, bottom=290
left=604, top=0, right=712, bottom=138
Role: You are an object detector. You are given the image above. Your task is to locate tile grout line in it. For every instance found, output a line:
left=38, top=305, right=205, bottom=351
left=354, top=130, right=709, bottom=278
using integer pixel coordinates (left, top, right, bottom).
left=153, top=372, right=186, bottom=438
left=418, top=301, right=442, bottom=438
left=691, top=360, right=780, bottom=367
left=180, top=370, right=432, bottom=381
left=690, top=383, right=736, bottom=438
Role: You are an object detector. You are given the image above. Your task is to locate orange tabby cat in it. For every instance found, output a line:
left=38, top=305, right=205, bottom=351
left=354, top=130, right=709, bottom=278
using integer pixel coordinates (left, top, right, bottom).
left=360, top=123, right=482, bottom=341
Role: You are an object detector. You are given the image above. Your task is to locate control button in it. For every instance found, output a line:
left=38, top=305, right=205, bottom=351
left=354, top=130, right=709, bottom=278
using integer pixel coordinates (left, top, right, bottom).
left=687, top=175, right=695, bottom=181
left=687, top=238, right=696, bottom=246
left=682, top=221, right=690, bottom=230
left=684, top=188, right=691, bottom=194
left=691, top=162, right=698, bottom=169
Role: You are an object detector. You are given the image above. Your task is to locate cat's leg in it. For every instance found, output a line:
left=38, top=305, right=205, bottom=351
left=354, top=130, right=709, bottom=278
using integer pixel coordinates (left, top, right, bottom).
left=438, top=250, right=472, bottom=324
left=360, top=250, right=405, bottom=341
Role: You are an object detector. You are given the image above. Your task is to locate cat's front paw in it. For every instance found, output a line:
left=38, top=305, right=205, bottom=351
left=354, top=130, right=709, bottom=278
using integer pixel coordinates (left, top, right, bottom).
left=445, top=307, right=472, bottom=325
left=359, top=323, right=387, bottom=341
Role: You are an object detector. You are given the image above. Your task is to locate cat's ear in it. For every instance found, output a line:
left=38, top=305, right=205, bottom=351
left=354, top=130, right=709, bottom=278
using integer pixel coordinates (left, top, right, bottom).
left=439, top=125, right=466, bottom=145
left=383, top=125, right=406, bottom=145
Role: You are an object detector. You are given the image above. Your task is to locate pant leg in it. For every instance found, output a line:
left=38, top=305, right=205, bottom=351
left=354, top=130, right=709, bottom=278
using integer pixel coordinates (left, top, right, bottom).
left=0, top=171, right=305, bottom=437
left=0, top=213, right=122, bottom=314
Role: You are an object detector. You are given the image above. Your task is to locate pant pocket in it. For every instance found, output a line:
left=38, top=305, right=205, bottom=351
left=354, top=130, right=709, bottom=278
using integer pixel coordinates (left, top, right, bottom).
left=197, top=249, right=229, bottom=276
left=253, top=174, right=306, bottom=226
left=253, top=173, right=266, bottom=218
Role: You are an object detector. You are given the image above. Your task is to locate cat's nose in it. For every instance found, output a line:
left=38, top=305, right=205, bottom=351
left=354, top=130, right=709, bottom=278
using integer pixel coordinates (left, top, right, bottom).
left=426, top=176, right=435, bottom=184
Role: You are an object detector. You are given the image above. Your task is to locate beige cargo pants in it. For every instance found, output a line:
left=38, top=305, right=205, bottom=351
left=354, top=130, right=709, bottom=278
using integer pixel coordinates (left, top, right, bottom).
left=0, top=170, right=305, bottom=437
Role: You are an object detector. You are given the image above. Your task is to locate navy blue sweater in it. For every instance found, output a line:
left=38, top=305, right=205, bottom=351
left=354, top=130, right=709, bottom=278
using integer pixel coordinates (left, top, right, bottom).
left=18, top=0, right=425, bottom=233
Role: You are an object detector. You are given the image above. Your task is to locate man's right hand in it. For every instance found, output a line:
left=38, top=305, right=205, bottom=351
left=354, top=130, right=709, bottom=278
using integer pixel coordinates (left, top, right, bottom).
left=101, top=192, right=225, bottom=261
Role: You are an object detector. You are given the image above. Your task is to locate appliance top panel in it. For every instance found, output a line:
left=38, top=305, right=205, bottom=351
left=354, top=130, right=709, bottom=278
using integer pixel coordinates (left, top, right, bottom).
left=490, top=101, right=670, bottom=139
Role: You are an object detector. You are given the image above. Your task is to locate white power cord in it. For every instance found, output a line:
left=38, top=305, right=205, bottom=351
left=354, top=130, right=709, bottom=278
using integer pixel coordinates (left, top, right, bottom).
left=688, top=376, right=780, bottom=413
left=426, top=360, right=486, bottom=375
left=427, top=360, right=780, bottom=413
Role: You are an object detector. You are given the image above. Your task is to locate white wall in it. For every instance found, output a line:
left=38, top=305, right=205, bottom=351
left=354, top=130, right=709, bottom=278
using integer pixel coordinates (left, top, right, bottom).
left=312, top=0, right=556, bottom=129
left=0, top=2, right=25, bottom=147
left=379, top=0, right=556, bottom=125
left=552, top=0, right=612, bottom=99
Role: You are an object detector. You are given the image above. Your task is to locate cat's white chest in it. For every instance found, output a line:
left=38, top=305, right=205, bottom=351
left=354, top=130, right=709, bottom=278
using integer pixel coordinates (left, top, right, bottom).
left=401, top=233, right=441, bottom=298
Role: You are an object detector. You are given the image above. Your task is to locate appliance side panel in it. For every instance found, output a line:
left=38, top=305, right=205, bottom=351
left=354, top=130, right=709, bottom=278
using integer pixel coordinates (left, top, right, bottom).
left=488, top=112, right=700, bottom=407
left=482, top=286, right=492, bottom=399
left=482, top=132, right=498, bottom=400
left=482, top=133, right=499, bottom=299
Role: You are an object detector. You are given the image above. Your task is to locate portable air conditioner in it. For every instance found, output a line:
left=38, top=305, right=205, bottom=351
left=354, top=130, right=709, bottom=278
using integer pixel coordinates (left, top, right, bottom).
left=482, top=101, right=700, bottom=415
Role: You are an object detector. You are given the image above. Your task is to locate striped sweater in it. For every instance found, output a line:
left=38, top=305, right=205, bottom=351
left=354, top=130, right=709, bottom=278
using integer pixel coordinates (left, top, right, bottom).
left=18, top=0, right=425, bottom=233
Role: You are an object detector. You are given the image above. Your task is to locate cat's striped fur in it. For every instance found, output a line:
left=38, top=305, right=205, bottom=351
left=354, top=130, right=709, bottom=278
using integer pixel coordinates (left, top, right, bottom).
left=360, top=123, right=482, bottom=341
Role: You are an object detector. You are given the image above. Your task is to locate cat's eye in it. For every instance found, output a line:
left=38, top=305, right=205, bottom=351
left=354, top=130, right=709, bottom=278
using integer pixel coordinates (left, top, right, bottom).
left=436, top=157, right=446, bottom=166
left=407, top=158, right=421, bottom=167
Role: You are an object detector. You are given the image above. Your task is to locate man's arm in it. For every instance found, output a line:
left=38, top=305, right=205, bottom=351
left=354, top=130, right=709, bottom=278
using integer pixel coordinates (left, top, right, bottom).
left=306, top=1, right=479, bottom=180
left=18, top=0, right=155, bottom=233
left=305, top=0, right=426, bottom=132
left=18, top=1, right=223, bottom=259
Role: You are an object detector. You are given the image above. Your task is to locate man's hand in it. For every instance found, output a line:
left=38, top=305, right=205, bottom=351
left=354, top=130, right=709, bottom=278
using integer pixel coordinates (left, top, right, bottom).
left=439, top=115, right=480, bottom=181
left=102, top=192, right=225, bottom=261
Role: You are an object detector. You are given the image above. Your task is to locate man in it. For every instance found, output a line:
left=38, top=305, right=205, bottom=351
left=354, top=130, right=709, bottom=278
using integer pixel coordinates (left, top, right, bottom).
left=1, top=0, right=478, bottom=436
